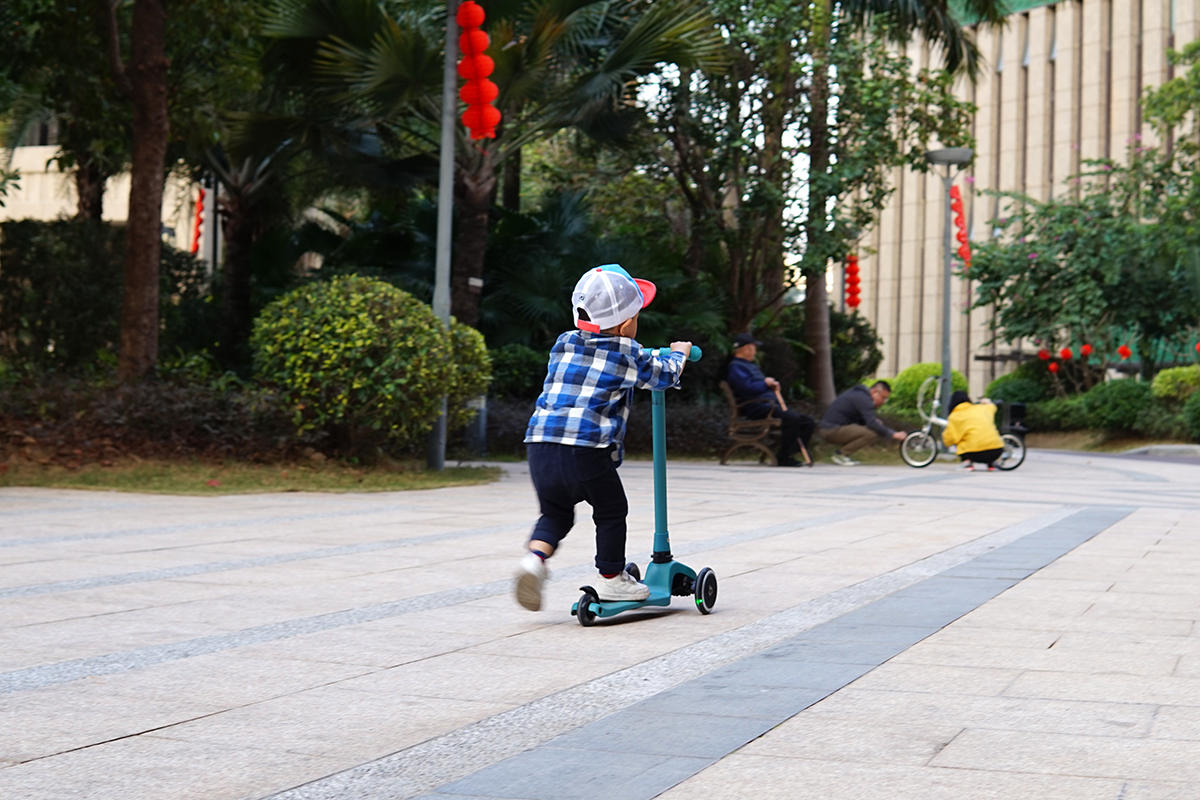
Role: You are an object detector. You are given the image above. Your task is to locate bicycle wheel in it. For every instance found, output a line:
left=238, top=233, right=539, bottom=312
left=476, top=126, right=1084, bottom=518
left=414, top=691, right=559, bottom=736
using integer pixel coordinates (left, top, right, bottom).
left=995, top=433, right=1026, bottom=471
left=900, top=430, right=938, bottom=468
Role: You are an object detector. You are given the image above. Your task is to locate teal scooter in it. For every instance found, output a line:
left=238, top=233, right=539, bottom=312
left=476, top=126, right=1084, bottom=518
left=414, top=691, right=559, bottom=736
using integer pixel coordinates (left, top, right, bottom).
left=571, top=345, right=717, bottom=626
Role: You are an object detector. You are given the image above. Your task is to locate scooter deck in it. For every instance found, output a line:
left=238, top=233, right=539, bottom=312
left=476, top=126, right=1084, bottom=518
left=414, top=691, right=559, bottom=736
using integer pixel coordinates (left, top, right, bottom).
left=573, top=586, right=673, bottom=618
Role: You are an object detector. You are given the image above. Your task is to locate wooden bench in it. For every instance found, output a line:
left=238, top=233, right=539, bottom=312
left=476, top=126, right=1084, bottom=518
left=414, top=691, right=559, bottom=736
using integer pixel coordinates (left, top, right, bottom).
left=717, top=380, right=781, bottom=465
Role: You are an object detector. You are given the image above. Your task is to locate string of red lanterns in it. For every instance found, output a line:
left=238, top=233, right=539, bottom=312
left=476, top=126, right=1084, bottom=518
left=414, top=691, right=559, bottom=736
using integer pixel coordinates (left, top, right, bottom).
left=456, top=2, right=500, bottom=140
left=189, top=187, right=205, bottom=255
left=949, top=185, right=971, bottom=270
left=844, top=254, right=861, bottom=309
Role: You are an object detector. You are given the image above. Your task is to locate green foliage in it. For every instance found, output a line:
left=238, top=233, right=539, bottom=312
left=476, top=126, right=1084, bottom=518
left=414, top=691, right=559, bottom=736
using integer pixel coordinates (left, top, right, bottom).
left=1183, top=391, right=1200, bottom=441
left=1151, top=365, right=1200, bottom=406
left=489, top=343, right=548, bottom=401
left=830, top=309, right=885, bottom=392
left=985, top=374, right=1047, bottom=404
left=1081, top=379, right=1155, bottom=434
left=446, top=320, right=491, bottom=432
left=250, top=275, right=454, bottom=456
left=970, top=145, right=1200, bottom=379
left=766, top=304, right=884, bottom=399
left=986, top=360, right=1057, bottom=403
left=0, top=220, right=207, bottom=373
left=883, top=362, right=968, bottom=413
left=1026, top=395, right=1089, bottom=432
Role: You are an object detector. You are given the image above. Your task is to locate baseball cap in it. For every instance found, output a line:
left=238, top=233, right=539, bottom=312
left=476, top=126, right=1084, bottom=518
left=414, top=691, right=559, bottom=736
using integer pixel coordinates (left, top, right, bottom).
left=732, top=332, right=762, bottom=348
left=572, top=264, right=657, bottom=333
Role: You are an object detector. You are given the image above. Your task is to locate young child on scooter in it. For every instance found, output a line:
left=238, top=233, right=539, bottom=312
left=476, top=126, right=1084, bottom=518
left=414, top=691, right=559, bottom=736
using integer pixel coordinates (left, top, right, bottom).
left=514, top=264, right=692, bottom=611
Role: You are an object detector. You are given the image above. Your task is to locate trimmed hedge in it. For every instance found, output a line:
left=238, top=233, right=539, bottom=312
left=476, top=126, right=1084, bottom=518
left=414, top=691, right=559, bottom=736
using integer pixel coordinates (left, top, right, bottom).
left=882, top=362, right=968, bottom=414
left=251, top=275, right=477, bottom=457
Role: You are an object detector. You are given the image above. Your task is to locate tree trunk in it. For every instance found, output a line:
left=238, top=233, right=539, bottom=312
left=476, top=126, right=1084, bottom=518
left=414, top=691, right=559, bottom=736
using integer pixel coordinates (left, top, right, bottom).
left=501, top=148, right=521, bottom=212
left=116, top=0, right=169, bottom=381
left=452, top=154, right=497, bottom=327
left=74, top=160, right=107, bottom=221
left=803, top=1, right=837, bottom=407
left=218, top=195, right=256, bottom=365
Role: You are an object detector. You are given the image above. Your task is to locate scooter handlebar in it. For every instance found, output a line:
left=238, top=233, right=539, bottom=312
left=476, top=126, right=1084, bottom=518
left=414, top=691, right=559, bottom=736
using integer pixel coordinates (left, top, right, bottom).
left=649, top=345, right=702, bottom=362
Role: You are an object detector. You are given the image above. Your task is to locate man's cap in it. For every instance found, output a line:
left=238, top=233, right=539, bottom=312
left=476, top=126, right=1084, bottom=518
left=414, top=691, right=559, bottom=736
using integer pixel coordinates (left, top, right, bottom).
left=732, top=332, right=762, bottom=349
left=572, top=264, right=656, bottom=333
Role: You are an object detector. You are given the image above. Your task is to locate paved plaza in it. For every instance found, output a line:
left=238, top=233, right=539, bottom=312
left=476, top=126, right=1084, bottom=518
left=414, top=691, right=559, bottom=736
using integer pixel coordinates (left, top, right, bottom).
left=3, top=447, right=1200, bottom=799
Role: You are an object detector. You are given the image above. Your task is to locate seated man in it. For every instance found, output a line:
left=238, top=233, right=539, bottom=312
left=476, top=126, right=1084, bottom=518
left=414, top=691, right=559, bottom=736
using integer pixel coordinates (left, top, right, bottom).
left=942, top=390, right=1004, bottom=471
left=724, top=332, right=815, bottom=467
left=818, top=380, right=906, bottom=465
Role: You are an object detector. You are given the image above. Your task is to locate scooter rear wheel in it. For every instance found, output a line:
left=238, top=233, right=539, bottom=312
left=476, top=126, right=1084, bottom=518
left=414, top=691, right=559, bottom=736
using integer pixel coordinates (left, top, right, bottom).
left=694, top=567, right=717, bottom=614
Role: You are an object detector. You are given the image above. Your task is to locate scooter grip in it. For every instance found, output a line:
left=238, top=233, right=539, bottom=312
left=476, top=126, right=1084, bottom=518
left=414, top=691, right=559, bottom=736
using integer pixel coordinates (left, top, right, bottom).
left=650, top=345, right=702, bottom=362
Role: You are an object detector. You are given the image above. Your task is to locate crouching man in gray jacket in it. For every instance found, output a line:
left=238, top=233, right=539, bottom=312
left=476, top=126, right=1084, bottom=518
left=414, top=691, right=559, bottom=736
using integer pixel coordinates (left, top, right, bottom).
left=818, top=381, right=906, bottom=465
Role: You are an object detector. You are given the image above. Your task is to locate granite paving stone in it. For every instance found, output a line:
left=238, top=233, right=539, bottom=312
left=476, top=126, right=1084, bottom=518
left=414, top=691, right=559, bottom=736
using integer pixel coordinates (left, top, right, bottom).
left=2, top=451, right=1199, bottom=800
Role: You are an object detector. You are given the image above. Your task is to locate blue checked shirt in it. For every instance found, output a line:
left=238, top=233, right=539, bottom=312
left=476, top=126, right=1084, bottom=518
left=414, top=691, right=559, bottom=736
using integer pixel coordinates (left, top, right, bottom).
left=524, top=330, right=687, bottom=461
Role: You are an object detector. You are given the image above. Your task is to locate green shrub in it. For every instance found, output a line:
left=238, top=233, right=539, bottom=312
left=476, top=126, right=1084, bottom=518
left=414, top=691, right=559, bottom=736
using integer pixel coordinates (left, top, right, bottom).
left=446, top=319, right=492, bottom=432
left=986, top=373, right=1047, bottom=404
left=489, top=343, right=548, bottom=400
left=883, top=362, right=968, bottom=413
left=0, top=219, right=207, bottom=372
left=1183, top=392, right=1200, bottom=441
left=251, top=275, right=454, bottom=456
left=1026, top=395, right=1088, bottom=431
left=1151, top=365, right=1200, bottom=406
left=1081, top=378, right=1154, bottom=434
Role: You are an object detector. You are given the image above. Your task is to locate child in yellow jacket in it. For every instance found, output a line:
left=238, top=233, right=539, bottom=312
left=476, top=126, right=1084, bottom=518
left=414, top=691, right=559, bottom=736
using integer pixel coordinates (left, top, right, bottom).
left=942, top=391, right=1004, bottom=471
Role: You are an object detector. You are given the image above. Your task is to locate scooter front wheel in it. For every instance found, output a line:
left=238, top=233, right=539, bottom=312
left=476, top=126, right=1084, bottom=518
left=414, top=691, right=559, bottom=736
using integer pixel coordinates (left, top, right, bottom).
left=694, top=567, right=717, bottom=614
left=900, top=430, right=938, bottom=468
left=576, top=588, right=599, bottom=627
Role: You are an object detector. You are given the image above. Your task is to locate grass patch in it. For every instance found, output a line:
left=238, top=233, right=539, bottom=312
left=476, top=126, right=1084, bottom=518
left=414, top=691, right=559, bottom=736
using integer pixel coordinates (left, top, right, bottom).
left=0, top=458, right=501, bottom=495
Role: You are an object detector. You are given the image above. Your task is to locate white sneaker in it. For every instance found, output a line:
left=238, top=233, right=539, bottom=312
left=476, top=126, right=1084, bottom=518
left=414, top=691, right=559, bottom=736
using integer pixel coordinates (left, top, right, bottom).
left=594, top=570, right=650, bottom=602
left=514, top=552, right=548, bottom=611
left=831, top=452, right=861, bottom=466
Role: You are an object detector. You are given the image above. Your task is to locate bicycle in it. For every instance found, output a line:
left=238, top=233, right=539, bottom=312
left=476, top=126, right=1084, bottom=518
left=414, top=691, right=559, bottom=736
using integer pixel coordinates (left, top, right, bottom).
left=899, top=376, right=1026, bottom=470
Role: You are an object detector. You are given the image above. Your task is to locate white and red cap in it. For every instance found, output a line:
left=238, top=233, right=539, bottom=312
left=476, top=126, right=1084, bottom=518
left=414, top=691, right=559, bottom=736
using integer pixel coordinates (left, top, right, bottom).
left=571, top=264, right=657, bottom=333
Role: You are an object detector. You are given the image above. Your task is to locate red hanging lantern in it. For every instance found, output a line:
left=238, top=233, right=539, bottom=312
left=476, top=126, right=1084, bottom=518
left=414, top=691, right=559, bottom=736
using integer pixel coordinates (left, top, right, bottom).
left=459, top=29, right=489, bottom=56
left=457, top=53, right=494, bottom=80
left=1048, top=362, right=1059, bottom=373
left=1060, top=347, right=1073, bottom=360
left=1118, top=344, right=1132, bottom=360
left=1194, top=342, right=1200, bottom=354
left=1080, top=343, right=1092, bottom=356
left=455, top=0, right=485, bottom=28
left=459, top=78, right=498, bottom=106
left=1037, top=349, right=1050, bottom=360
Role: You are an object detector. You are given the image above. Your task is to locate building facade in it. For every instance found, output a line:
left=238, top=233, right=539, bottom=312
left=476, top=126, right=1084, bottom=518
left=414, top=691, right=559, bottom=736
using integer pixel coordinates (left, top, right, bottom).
left=849, top=0, right=1200, bottom=393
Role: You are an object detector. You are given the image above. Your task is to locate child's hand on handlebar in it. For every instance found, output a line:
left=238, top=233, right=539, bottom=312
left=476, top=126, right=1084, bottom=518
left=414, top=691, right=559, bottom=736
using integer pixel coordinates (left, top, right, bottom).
left=669, top=341, right=692, bottom=355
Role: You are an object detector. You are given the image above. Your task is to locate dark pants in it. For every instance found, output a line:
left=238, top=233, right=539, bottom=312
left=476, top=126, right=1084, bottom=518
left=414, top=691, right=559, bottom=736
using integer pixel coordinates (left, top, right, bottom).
left=960, top=447, right=1003, bottom=466
left=745, top=402, right=815, bottom=463
left=526, top=442, right=629, bottom=575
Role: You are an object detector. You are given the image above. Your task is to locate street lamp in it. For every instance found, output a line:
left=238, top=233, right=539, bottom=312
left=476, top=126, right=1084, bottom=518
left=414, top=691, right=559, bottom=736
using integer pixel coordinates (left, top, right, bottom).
left=924, top=147, right=973, bottom=418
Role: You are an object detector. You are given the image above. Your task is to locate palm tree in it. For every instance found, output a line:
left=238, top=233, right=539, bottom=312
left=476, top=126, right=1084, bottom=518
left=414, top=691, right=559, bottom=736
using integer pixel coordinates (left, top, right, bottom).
left=266, top=0, right=728, bottom=327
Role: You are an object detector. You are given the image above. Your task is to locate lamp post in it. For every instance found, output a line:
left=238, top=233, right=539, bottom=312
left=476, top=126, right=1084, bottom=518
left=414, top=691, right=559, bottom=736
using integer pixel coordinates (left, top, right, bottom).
left=924, top=147, right=973, bottom=418
left=426, top=0, right=457, bottom=471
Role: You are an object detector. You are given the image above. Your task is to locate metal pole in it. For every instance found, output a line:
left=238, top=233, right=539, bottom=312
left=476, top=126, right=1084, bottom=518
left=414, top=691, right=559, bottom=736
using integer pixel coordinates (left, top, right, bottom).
left=426, top=0, right=457, bottom=471
left=940, top=168, right=953, bottom=418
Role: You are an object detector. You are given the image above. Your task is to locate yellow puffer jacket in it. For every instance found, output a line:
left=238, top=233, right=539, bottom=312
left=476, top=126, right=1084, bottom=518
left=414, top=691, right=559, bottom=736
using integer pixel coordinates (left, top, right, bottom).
left=941, top=401, right=1004, bottom=454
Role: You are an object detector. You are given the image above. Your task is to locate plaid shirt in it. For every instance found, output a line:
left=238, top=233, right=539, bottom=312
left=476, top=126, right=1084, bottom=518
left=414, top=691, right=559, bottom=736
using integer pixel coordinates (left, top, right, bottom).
left=524, top=330, right=686, bottom=460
